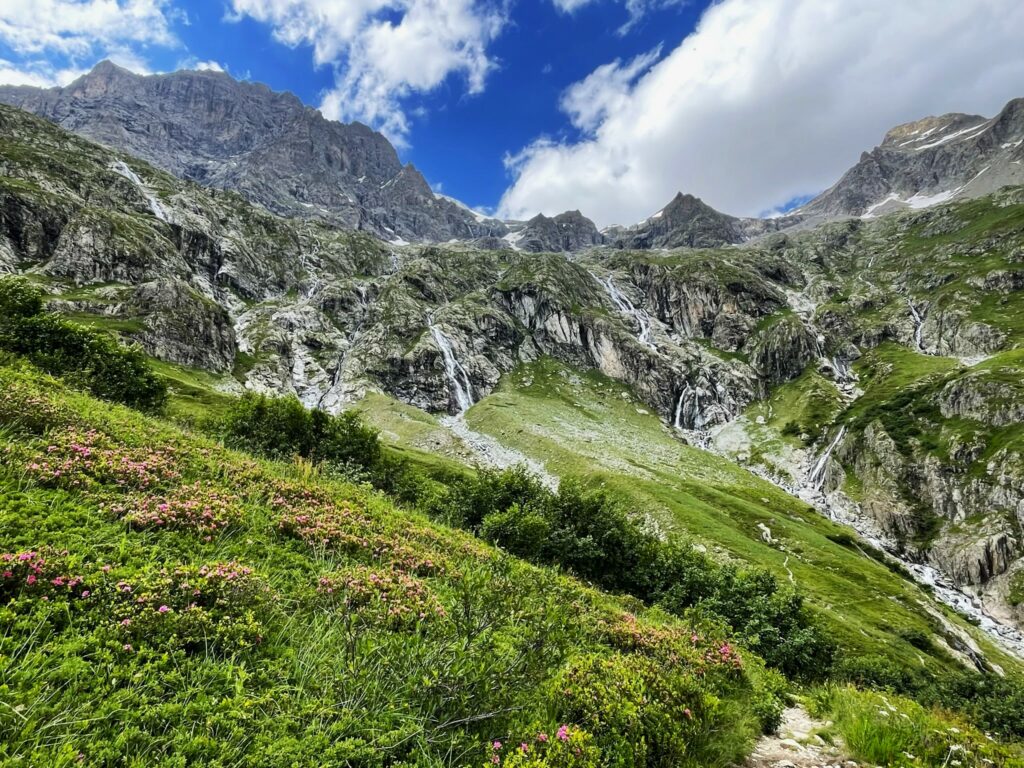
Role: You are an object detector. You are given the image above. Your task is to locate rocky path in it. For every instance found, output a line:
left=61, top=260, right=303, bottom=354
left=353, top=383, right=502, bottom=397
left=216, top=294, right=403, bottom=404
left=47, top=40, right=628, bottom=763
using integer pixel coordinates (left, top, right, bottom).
left=743, top=707, right=859, bottom=768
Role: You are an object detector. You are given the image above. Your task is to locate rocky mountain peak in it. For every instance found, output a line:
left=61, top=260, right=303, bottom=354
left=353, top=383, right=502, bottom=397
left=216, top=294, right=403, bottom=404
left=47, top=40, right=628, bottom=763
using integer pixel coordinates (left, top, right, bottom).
left=509, top=209, right=604, bottom=252
left=0, top=61, right=499, bottom=244
left=801, top=96, right=1024, bottom=220
left=880, top=112, right=986, bottom=149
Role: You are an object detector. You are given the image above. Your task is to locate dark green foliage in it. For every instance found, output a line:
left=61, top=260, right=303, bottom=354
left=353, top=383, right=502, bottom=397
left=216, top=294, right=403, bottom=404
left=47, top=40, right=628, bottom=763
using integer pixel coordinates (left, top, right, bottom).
left=222, top=392, right=381, bottom=469
left=781, top=420, right=802, bottom=437
left=0, top=276, right=166, bottom=411
left=426, top=466, right=834, bottom=681
left=835, top=654, right=926, bottom=692
left=897, top=627, right=934, bottom=652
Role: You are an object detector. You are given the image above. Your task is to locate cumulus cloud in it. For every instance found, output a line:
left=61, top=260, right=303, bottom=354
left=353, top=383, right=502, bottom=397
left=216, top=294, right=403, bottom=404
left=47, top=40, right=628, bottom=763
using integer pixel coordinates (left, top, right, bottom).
left=0, top=59, right=66, bottom=88
left=227, top=0, right=506, bottom=144
left=0, top=1, right=179, bottom=88
left=499, top=0, right=1024, bottom=227
left=560, top=46, right=659, bottom=133
left=0, top=1, right=176, bottom=57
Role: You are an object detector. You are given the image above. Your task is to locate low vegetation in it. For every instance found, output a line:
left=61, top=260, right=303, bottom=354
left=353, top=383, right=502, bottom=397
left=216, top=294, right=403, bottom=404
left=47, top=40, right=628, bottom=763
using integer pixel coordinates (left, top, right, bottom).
left=0, top=364, right=789, bottom=767
left=810, top=686, right=1024, bottom=768
left=0, top=276, right=166, bottom=411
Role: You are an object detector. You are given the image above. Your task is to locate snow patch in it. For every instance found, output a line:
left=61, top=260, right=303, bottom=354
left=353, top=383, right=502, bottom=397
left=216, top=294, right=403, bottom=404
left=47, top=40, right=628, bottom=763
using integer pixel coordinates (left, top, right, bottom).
left=914, top=120, right=989, bottom=151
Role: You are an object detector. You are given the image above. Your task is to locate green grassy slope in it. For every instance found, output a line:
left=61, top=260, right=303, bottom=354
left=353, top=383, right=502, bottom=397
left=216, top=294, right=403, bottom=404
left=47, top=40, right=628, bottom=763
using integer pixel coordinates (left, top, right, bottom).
left=449, top=359, right=1023, bottom=678
left=0, top=364, right=785, bottom=767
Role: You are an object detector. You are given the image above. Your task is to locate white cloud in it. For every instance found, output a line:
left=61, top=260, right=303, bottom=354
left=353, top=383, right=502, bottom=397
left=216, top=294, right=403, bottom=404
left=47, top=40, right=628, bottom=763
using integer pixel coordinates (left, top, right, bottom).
left=227, top=0, right=506, bottom=144
left=192, top=60, right=225, bottom=72
left=550, top=0, right=686, bottom=34
left=499, top=0, right=1024, bottom=227
left=560, top=46, right=659, bottom=133
left=0, top=1, right=176, bottom=57
left=177, top=58, right=227, bottom=73
left=0, top=57, right=89, bottom=88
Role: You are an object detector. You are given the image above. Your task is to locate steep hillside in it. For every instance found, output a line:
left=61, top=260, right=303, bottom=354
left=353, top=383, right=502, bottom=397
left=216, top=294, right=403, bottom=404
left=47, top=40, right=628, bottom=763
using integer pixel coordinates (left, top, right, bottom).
left=0, top=62, right=504, bottom=243
left=4, top=98, right=1024, bottom=647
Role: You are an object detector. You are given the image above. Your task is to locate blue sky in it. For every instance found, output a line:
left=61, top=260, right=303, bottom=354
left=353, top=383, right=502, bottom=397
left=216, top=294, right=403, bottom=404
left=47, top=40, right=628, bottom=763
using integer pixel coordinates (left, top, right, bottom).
left=162, top=0, right=711, bottom=212
left=3, top=1, right=1024, bottom=226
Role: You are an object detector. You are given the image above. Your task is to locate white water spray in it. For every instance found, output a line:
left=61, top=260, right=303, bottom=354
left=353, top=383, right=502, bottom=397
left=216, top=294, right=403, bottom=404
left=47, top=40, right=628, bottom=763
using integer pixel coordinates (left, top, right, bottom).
left=907, top=299, right=929, bottom=354
left=111, top=161, right=170, bottom=222
left=428, top=320, right=475, bottom=414
left=807, top=425, right=846, bottom=491
left=597, top=275, right=656, bottom=349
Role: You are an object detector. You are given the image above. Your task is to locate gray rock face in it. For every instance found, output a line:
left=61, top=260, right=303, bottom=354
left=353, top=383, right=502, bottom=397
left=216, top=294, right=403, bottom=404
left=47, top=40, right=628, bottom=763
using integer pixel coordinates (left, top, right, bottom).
left=801, top=98, right=1024, bottom=219
left=512, top=210, right=604, bottom=252
left=609, top=192, right=799, bottom=250
left=0, top=61, right=505, bottom=244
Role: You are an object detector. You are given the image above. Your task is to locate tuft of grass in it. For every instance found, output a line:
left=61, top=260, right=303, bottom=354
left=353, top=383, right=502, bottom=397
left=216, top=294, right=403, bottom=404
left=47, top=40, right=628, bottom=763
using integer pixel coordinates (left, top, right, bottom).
left=810, top=685, right=1024, bottom=767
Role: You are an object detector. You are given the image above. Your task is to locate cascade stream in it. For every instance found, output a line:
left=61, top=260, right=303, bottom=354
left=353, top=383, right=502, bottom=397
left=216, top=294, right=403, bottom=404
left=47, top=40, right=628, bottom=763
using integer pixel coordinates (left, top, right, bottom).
left=111, top=161, right=170, bottom=222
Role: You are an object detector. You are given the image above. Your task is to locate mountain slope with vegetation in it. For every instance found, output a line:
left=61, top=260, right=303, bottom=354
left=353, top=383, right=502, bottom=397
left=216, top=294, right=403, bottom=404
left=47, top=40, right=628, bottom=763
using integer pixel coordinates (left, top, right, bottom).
left=3, top=77, right=1024, bottom=766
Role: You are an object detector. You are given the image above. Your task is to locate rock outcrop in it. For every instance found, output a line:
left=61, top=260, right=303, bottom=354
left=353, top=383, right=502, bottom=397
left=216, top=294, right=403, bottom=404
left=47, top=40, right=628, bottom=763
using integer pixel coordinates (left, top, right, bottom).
left=0, top=61, right=506, bottom=244
left=801, top=97, right=1024, bottom=219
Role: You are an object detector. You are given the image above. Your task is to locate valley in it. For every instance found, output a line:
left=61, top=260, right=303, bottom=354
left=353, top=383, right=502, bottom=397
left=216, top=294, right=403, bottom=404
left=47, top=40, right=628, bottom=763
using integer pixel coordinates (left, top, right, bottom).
left=1, top=61, right=1024, bottom=767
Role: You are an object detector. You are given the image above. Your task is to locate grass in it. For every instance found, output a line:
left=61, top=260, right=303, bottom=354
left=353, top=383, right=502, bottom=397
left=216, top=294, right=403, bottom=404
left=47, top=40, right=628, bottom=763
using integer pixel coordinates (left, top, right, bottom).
left=441, top=358, right=1024, bottom=679
left=0, top=363, right=781, bottom=767
left=147, top=359, right=238, bottom=424
left=810, top=686, right=1024, bottom=767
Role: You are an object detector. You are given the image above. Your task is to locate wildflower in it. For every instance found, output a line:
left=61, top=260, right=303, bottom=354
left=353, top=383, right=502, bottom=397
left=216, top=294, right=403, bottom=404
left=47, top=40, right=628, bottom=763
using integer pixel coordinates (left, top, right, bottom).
left=491, top=741, right=502, bottom=750
left=683, top=708, right=692, bottom=719
left=123, top=644, right=133, bottom=652
left=536, top=732, right=548, bottom=743
left=80, top=590, right=90, bottom=598
left=490, top=756, right=499, bottom=765
left=557, top=725, right=569, bottom=742
left=120, top=619, right=132, bottom=626
left=157, top=605, right=170, bottom=614
left=519, top=743, right=529, bottom=754
left=26, top=574, right=36, bottom=585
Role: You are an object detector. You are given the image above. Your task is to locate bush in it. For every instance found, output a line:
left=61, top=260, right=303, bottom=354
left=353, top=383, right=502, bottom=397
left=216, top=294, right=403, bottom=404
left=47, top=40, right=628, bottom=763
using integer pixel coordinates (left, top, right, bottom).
left=424, top=466, right=835, bottom=682
left=550, top=652, right=756, bottom=768
left=481, top=503, right=552, bottom=556
left=222, top=392, right=381, bottom=469
left=0, top=276, right=166, bottom=411
left=0, top=275, right=43, bottom=317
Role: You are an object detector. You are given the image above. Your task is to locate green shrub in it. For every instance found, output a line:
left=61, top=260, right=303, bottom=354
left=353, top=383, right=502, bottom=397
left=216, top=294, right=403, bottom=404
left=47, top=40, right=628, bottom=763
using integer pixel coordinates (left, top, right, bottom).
left=834, top=654, right=923, bottom=692
left=424, top=467, right=834, bottom=682
left=0, top=274, right=43, bottom=317
left=481, top=503, right=553, bottom=556
left=222, top=392, right=381, bottom=469
left=550, top=652, right=757, bottom=768
left=1010, top=571, right=1024, bottom=607
left=0, top=276, right=166, bottom=411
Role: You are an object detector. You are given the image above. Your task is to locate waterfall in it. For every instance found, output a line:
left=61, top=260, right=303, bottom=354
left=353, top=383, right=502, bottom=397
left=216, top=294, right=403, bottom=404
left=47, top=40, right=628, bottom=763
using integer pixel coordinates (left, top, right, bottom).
left=597, top=275, right=656, bottom=349
left=111, top=161, right=170, bottom=222
left=907, top=299, right=928, bottom=353
left=808, top=425, right=847, bottom=491
left=428, top=321, right=475, bottom=414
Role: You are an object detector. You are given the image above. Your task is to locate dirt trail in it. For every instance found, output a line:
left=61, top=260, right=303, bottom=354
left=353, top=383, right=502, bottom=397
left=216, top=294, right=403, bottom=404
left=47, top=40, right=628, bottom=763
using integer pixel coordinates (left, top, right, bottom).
left=744, top=706, right=860, bottom=768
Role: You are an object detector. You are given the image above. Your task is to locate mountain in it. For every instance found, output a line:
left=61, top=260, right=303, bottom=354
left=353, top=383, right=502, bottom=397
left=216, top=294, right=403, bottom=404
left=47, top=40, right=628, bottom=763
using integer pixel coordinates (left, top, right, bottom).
left=0, top=60, right=505, bottom=243
left=5, top=71, right=1024, bottom=764
left=5, top=98, right=1024, bottom=656
left=504, top=209, right=605, bottom=252
left=607, top=192, right=799, bottom=249
left=801, top=97, right=1024, bottom=218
